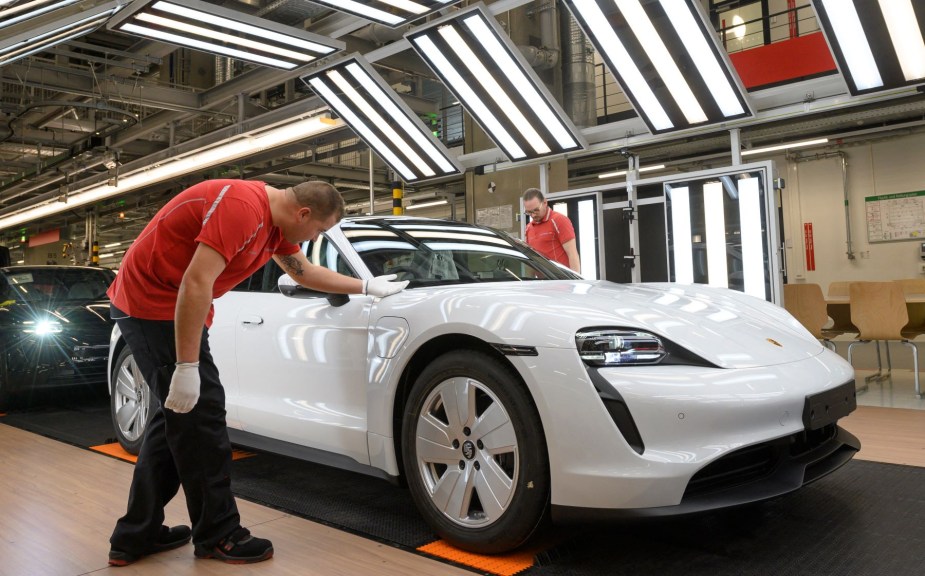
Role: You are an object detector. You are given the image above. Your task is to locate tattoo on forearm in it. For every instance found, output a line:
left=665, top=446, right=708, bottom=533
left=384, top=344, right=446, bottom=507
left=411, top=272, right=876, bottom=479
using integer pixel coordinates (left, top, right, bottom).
left=279, top=255, right=304, bottom=277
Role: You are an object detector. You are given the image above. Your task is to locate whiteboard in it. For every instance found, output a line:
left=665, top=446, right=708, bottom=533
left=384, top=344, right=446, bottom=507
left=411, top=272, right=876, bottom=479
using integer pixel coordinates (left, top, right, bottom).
left=865, top=190, right=925, bottom=242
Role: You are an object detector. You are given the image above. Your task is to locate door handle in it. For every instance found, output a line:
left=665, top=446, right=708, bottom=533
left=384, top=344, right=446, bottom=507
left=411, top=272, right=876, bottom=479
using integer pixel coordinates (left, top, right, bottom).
left=240, top=315, right=264, bottom=326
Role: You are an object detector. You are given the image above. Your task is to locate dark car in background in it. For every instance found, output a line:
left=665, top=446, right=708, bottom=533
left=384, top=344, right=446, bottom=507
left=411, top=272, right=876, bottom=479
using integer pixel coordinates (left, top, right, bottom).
left=0, top=265, right=116, bottom=410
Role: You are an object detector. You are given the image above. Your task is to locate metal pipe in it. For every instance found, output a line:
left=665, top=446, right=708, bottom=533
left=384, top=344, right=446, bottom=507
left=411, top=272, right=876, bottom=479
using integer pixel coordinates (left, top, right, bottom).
left=792, top=151, right=854, bottom=259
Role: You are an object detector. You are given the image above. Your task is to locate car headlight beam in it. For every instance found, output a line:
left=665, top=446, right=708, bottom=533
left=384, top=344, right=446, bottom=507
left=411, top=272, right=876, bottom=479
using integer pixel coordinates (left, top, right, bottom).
left=23, top=319, right=64, bottom=336
left=576, top=329, right=666, bottom=366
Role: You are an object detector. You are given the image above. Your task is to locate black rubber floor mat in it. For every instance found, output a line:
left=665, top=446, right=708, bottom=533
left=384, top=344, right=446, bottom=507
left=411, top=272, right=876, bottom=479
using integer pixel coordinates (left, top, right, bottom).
left=520, top=459, right=924, bottom=576
left=0, top=390, right=114, bottom=448
left=230, top=452, right=437, bottom=548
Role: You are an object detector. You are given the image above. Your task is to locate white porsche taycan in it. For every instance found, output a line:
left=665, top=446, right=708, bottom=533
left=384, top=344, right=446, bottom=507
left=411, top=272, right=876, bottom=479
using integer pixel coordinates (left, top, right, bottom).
left=108, top=216, right=859, bottom=553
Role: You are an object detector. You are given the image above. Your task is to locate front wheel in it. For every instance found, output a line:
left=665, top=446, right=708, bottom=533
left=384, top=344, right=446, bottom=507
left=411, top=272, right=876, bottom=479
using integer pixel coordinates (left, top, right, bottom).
left=402, top=350, right=549, bottom=553
left=110, top=346, right=153, bottom=454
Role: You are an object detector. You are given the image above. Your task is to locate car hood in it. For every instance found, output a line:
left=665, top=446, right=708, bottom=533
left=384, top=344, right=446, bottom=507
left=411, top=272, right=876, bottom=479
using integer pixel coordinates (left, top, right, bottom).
left=388, top=280, right=817, bottom=369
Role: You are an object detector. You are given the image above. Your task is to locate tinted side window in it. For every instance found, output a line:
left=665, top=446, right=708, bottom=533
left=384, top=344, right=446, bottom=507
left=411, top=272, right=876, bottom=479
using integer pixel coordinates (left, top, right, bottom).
left=309, top=236, right=358, bottom=279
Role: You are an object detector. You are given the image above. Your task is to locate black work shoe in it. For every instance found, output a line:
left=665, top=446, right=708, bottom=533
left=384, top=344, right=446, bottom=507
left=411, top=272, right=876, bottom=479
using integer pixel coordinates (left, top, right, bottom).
left=108, top=525, right=192, bottom=567
left=194, top=527, right=273, bottom=564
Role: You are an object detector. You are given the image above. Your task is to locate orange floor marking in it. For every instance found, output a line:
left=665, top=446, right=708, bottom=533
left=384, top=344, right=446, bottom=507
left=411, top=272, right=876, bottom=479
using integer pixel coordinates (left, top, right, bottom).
left=417, top=540, right=535, bottom=576
left=90, top=442, right=255, bottom=463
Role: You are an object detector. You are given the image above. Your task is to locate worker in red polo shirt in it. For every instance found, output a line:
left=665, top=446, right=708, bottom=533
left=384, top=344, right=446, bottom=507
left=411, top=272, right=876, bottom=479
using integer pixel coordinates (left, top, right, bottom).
left=522, top=188, right=581, bottom=273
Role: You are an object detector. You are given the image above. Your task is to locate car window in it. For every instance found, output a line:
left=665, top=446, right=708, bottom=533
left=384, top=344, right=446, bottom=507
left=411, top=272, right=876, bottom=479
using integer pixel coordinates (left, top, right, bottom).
left=0, top=267, right=116, bottom=303
left=306, top=235, right=359, bottom=279
left=341, top=219, right=577, bottom=287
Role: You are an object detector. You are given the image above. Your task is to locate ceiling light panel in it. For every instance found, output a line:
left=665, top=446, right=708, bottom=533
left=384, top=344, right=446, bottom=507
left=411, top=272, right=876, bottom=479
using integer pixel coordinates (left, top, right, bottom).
left=0, top=1, right=123, bottom=67
left=306, top=0, right=463, bottom=28
left=0, top=0, right=80, bottom=31
left=303, top=54, right=463, bottom=183
left=107, top=0, right=344, bottom=70
left=405, top=3, right=585, bottom=162
left=810, top=0, right=925, bottom=95
left=561, top=0, right=753, bottom=135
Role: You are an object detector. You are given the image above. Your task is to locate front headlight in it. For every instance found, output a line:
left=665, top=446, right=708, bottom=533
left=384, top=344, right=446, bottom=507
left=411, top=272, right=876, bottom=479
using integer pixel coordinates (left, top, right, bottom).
left=23, top=319, right=64, bottom=336
left=576, top=329, right=666, bottom=366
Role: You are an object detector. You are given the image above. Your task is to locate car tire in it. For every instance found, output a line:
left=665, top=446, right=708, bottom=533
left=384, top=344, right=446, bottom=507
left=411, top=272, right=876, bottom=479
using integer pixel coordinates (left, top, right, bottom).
left=402, top=350, right=549, bottom=553
left=110, top=346, right=153, bottom=454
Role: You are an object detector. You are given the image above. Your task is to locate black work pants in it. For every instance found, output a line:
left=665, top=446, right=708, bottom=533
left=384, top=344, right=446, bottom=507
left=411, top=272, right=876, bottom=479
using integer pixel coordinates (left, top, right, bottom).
left=109, top=307, right=240, bottom=553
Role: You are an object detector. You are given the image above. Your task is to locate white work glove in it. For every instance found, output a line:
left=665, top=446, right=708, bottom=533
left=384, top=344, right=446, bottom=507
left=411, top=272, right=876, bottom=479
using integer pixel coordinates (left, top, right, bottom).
left=164, top=362, right=200, bottom=413
left=363, top=274, right=409, bottom=298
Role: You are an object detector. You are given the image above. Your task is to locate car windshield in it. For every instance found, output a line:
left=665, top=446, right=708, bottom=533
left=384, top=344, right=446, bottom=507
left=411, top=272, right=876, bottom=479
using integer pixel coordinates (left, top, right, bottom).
left=0, top=267, right=116, bottom=304
left=341, top=218, right=579, bottom=287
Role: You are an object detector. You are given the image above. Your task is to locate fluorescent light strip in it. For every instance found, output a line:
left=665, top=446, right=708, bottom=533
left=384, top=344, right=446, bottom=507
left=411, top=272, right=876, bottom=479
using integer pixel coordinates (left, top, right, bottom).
left=0, top=14, right=108, bottom=63
left=438, top=25, right=551, bottom=155
left=119, top=23, right=296, bottom=68
left=741, top=138, right=828, bottom=156
left=152, top=1, right=335, bottom=54
left=820, top=0, right=882, bottom=90
left=314, top=0, right=404, bottom=26
left=309, top=78, right=416, bottom=180
left=134, top=13, right=315, bottom=63
left=405, top=199, right=447, bottom=210
left=738, top=177, right=765, bottom=299
left=327, top=69, right=435, bottom=177
left=412, top=35, right=526, bottom=158
left=669, top=186, right=693, bottom=283
left=0, top=0, right=78, bottom=30
left=379, top=0, right=428, bottom=14
left=344, top=63, right=456, bottom=174
left=0, top=116, right=339, bottom=230
left=598, top=164, right=666, bottom=179
left=879, top=0, right=925, bottom=82
left=703, top=181, right=728, bottom=288
left=462, top=15, right=578, bottom=150
left=571, top=0, right=672, bottom=131
left=617, top=0, right=706, bottom=125
left=659, top=0, right=744, bottom=118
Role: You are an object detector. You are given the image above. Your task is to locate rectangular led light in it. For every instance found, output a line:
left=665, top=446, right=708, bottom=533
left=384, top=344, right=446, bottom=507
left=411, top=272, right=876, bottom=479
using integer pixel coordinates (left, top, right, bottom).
left=562, top=0, right=753, bottom=135
left=306, top=0, right=463, bottom=28
left=0, top=1, right=123, bottom=67
left=405, top=3, right=585, bottom=162
left=107, top=0, right=343, bottom=70
left=738, top=177, right=765, bottom=299
left=0, top=0, right=79, bottom=30
left=703, top=181, right=728, bottom=288
left=811, top=0, right=925, bottom=95
left=668, top=185, right=694, bottom=284
left=598, top=164, right=666, bottom=179
left=303, top=54, right=462, bottom=183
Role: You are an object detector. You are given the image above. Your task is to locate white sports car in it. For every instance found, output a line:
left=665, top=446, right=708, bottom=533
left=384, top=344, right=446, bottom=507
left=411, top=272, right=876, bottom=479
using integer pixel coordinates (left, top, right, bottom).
left=108, top=216, right=859, bottom=553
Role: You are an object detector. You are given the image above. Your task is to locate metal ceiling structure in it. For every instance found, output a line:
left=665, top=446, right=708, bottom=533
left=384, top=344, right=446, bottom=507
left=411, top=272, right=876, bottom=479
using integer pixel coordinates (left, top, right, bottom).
left=1, top=0, right=924, bottom=263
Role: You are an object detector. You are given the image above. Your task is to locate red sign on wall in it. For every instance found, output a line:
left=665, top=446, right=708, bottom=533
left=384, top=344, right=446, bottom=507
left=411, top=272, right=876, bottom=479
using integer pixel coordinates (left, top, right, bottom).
left=803, top=223, right=816, bottom=271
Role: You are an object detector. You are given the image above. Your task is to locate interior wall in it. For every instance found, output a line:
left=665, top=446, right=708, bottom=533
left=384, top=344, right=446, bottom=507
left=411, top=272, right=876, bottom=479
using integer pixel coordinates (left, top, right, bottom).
left=780, top=129, right=925, bottom=295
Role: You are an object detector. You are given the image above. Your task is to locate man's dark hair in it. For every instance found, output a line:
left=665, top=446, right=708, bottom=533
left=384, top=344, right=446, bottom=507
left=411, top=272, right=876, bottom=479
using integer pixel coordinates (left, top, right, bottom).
left=522, top=188, right=545, bottom=202
left=291, top=181, right=345, bottom=219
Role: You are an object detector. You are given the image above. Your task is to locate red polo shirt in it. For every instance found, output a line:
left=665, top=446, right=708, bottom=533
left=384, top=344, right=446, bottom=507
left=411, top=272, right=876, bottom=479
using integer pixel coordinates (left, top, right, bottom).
left=108, top=179, right=300, bottom=326
left=525, top=209, right=576, bottom=267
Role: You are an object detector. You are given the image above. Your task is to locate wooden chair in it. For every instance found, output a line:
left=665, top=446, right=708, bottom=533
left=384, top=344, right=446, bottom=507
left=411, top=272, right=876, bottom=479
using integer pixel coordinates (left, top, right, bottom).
left=847, top=281, right=921, bottom=397
left=825, top=281, right=856, bottom=333
left=895, top=279, right=925, bottom=338
left=783, top=283, right=838, bottom=351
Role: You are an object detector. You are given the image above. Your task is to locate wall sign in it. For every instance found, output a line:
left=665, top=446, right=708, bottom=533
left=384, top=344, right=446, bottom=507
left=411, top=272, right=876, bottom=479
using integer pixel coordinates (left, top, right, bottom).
left=865, top=190, right=925, bottom=242
left=803, top=222, right=816, bottom=271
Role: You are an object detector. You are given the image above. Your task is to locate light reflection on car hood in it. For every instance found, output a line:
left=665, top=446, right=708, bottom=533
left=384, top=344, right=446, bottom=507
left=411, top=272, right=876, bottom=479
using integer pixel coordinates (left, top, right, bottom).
left=380, top=280, right=819, bottom=369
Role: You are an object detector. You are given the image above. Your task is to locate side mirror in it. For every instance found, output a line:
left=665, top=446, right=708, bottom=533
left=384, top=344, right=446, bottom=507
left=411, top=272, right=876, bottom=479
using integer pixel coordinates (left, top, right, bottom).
left=277, top=275, right=350, bottom=307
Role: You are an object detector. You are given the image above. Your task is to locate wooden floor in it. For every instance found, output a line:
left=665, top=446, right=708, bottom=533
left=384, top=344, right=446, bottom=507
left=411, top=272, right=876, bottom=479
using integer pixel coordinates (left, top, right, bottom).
left=0, top=403, right=922, bottom=576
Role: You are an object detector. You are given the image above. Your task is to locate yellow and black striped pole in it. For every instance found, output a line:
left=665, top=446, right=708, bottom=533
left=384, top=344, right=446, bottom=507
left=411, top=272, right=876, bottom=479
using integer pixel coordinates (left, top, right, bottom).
left=392, top=181, right=403, bottom=215
left=91, top=240, right=99, bottom=266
